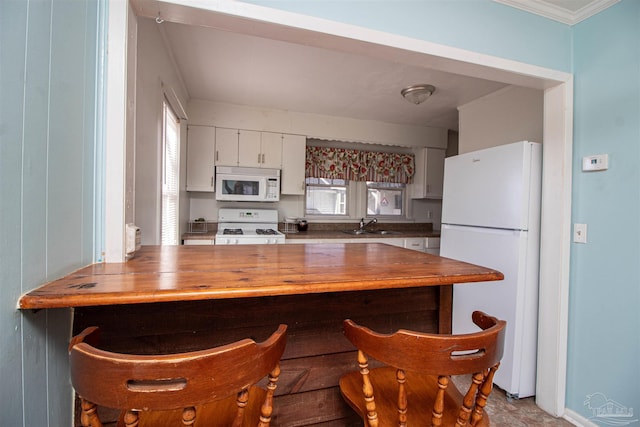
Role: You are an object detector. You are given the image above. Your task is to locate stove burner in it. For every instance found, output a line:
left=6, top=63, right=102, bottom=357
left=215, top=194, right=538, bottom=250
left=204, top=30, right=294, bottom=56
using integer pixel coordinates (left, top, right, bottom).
left=256, top=228, right=278, bottom=235
left=223, top=228, right=243, bottom=235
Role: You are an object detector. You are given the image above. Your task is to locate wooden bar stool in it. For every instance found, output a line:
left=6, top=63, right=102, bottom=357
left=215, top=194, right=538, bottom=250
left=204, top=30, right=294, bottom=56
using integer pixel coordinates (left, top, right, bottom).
left=69, top=324, right=287, bottom=426
left=339, top=311, right=506, bottom=426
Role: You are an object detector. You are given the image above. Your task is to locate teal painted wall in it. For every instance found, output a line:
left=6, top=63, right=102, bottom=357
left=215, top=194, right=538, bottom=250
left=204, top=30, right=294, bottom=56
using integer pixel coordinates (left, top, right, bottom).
left=246, top=0, right=640, bottom=419
left=0, top=0, right=102, bottom=425
left=244, top=0, right=572, bottom=72
left=569, top=1, right=640, bottom=418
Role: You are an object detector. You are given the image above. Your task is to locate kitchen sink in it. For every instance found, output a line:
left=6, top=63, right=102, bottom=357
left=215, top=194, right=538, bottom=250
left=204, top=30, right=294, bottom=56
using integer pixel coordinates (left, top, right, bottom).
left=342, top=229, right=369, bottom=235
left=342, top=229, right=402, bottom=235
left=368, top=230, right=402, bottom=235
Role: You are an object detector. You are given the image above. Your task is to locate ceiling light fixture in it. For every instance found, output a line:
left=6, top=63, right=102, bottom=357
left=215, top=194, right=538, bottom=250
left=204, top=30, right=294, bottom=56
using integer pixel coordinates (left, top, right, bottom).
left=401, top=84, right=436, bottom=105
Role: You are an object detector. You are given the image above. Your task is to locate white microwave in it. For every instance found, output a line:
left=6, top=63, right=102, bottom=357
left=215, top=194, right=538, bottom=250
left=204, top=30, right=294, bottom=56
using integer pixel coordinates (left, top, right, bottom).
left=215, top=166, right=280, bottom=202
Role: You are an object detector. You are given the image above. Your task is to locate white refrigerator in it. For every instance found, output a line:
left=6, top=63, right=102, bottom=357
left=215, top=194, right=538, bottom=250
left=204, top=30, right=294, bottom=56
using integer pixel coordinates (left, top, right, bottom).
left=440, top=141, right=542, bottom=399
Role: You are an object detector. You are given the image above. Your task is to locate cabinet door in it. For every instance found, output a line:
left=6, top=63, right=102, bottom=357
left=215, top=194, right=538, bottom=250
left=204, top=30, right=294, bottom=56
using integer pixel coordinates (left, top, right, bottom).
left=186, top=125, right=215, bottom=192
left=425, top=148, right=445, bottom=198
left=281, top=134, right=306, bottom=195
left=260, top=132, right=283, bottom=169
left=215, top=128, right=239, bottom=166
left=237, top=130, right=262, bottom=167
left=411, top=148, right=445, bottom=199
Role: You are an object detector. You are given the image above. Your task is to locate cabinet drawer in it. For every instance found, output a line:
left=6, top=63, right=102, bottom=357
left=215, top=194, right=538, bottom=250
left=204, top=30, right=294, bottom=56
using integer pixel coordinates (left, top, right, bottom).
left=183, top=239, right=215, bottom=245
left=404, top=238, right=426, bottom=252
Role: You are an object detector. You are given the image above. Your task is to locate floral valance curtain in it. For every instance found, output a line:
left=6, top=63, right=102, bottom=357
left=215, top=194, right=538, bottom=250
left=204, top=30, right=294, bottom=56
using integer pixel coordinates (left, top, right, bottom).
left=305, top=146, right=415, bottom=184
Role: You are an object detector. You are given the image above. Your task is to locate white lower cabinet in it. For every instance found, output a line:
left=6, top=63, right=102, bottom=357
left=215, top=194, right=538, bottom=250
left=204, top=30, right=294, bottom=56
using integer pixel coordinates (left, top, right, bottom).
left=183, top=238, right=215, bottom=245
left=286, top=237, right=436, bottom=253
left=380, top=238, right=405, bottom=248
left=425, top=237, right=440, bottom=255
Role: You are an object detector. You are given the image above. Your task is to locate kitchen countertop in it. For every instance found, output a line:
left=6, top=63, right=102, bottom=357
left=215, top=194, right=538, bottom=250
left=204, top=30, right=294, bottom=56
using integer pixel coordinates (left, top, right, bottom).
left=284, top=229, right=439, bottom=239
left=182, top=222, right=440, bottom=241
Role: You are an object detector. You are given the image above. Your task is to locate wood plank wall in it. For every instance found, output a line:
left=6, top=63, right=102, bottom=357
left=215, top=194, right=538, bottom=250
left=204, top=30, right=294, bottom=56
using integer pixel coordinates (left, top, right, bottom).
left=73, top=287, right=442, bottom=426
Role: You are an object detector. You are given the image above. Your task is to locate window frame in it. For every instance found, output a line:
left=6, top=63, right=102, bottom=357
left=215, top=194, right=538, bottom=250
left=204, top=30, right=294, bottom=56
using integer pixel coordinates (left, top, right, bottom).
left=365, top=181, right=407, bottom=218
left=304, top=177, right=350, bottom=218
left=304, top=179, right=409, bottom=220
left=161, top=97, right=180, bottom=245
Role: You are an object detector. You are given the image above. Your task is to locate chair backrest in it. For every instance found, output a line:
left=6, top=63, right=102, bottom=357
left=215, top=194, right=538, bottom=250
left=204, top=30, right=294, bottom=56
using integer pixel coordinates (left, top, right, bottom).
left=69, top=324, right=287, bottom=426
left=342, top=311, right=505, bottom=426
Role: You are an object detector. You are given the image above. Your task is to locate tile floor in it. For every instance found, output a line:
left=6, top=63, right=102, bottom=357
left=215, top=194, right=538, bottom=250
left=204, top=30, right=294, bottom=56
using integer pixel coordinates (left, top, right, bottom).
left=482, top=386, right=574, bottom=426
left=451, top=375, right=574, bottom=426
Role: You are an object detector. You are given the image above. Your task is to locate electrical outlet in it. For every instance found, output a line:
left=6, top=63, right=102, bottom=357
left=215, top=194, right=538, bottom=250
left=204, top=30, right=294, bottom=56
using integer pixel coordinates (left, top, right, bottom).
left=573, top=223, right=587, bottom=243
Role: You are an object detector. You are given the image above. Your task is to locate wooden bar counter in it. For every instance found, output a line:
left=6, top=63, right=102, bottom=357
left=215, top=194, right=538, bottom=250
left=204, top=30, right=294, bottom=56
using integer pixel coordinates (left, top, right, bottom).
left=20, top=244, right=503, bottom=426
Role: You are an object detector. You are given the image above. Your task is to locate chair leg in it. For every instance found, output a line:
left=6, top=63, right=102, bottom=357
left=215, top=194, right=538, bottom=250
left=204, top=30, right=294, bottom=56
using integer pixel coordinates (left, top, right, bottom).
left=358, top=350, right=379, bottom=427
left=80, top=398, right=103, bottom=427
left=182, top=406, right=196, bottom=426
left=233, top=389, right=249, bottom=427
left=396, top=369, right=407, bottom=427
left=258, top=363, right=281, bottom=427
left=431, top=375, right=449, bottom=427
left=471, top=363, right=499, bottom=426
left=122, top=410, right=139, bottom=427
left=456, top=372, right=483, bottom=426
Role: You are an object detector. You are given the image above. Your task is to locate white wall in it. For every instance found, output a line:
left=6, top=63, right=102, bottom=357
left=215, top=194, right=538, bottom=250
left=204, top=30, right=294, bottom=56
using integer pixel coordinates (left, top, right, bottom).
left=457, top=86, right=544, bottom=153
left=135, top=18, right=190, bottom=245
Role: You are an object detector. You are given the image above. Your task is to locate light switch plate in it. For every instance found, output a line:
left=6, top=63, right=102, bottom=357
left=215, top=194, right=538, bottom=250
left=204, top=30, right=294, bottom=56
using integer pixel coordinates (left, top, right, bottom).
left=573, top=223, right=587, bottom=244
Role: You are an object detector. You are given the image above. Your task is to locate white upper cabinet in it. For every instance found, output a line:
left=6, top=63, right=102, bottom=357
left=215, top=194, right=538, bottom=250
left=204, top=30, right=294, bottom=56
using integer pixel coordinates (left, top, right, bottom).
left=237, top=129, right=264, bottom=167
left=281, top=134, right=306, bottom=195
left=411, top=148, right=445, bottom=199
left=215, top=127, right=240, bottom=166
left=186, top=125, right=216, bottom=192
left=216, top=128, right=282, bottom=169
left=256, top=132, right=283, bottom=169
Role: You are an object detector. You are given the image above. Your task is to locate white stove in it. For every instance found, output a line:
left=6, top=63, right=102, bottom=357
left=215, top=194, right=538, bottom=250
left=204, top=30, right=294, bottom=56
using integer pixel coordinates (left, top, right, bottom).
left=215, top=208, right=285, bottom=245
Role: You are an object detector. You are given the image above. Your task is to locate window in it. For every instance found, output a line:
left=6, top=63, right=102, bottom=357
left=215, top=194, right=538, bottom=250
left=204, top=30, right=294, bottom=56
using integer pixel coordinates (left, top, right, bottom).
left=161, top=99, right=180, bottom=245
left=366, top=182, right=405, bottom=216
left=305, top=178, right=347, bottom=216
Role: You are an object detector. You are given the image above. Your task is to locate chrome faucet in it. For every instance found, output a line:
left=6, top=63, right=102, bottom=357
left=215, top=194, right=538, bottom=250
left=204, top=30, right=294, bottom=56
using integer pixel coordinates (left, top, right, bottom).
left=359, top=217, right=377, bottom=231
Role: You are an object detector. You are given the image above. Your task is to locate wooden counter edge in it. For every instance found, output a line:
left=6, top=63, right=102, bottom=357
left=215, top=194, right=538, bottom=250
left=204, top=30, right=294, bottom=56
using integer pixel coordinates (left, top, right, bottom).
left=18, top=271, right=503, bottom=310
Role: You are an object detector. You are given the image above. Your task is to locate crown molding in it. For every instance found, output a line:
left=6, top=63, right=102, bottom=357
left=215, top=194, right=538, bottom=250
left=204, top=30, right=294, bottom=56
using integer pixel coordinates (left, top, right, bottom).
left=494, top=0, right=620, bottom=25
